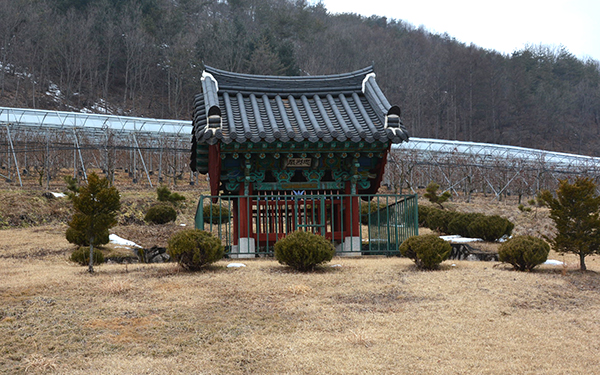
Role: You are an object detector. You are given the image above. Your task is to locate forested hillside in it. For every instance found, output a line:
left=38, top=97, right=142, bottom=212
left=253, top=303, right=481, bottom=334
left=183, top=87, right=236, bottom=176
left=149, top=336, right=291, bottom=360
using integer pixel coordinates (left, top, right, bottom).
left=1, top=0, right=599, bottom=155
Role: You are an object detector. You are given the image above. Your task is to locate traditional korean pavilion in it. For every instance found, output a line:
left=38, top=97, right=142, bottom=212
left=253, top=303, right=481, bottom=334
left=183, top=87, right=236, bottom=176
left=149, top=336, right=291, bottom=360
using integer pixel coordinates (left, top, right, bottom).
left=191, top=65, right=410, bottom=256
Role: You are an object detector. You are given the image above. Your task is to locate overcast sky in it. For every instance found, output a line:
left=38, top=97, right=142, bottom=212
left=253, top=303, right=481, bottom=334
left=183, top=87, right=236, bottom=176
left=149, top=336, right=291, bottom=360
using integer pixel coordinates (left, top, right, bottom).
left=319, top=0, right=600, bottom=62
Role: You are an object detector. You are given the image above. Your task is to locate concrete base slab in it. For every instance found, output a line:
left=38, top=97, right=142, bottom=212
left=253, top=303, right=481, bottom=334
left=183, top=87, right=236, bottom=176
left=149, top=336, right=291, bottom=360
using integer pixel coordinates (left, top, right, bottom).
left=336, top=236, right=362, bottom=256
left=229, top=238, right=255, bottom=259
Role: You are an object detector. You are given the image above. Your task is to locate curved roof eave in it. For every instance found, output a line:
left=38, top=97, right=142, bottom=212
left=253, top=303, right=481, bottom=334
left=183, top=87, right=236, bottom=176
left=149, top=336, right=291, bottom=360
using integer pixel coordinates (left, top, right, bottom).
left=204, top=65, right=375, bottom=94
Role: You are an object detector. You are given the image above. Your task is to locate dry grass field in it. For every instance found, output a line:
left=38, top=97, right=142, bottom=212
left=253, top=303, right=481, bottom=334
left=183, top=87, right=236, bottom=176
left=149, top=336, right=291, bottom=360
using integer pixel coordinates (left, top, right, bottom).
left=1, top=186, right=600, bottom=374
left=1, top=222, right=600, bottom=374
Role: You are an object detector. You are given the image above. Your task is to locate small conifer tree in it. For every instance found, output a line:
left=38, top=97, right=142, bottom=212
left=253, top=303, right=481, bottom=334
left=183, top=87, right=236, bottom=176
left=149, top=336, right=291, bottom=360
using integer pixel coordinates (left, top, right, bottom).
left=156, top=185, right=186, bottom=203
left=67, top=172, right=121, bottom=273
left=538, top=177, right=600, bottom=271
left=64, top=175, right=79, bottom=196
left=424, top=182, right=451, bottom=209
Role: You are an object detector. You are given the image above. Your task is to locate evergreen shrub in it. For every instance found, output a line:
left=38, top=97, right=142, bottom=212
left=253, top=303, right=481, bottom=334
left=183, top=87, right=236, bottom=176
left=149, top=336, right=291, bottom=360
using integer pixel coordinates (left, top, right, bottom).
left=157, top=186, right=186, bottom=203
left=63, top=175, right=79, bottom=195
left=499, top=235, right=549, bottom=271
left=65, top=172, right=120, bottom=273
left=425, top=208, right=454, bottom=234
left=424, top=182, right=451, bottom=209
left=157, top=186, right=170, bottom=201
left=448, top=212, right=484, bottom=238
left=169, top=192, right=186, bottom=202
left=70, top=246, right=105, bottom=266
left=539, top=177, right=600, bottom=271
left=145, top=204, right=177, bottom=224
left=203, top=204, right=231, bottom=224
left=422, top=208, right=513, bottom=242
left=518, top=204, right=532, bottom=212
left=504, top=218, right=515, bottom=237
left=167, top=229, right=224, bottom=270
left=468, top=215, right=513, bottom=242
left=274, top=230, right=335, bottom=271
left=417, top=205, right=431, bottom=226
left=399, top=234, right=451, bottom=270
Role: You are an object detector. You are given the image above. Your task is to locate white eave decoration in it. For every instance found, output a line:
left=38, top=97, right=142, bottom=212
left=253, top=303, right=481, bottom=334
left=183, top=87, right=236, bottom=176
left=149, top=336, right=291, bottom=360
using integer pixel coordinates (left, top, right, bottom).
left=385, top=114, right=400, bottom=128
left=361, top=72, right=376, bottom=93
left=201, top=71, right=219, bottom=92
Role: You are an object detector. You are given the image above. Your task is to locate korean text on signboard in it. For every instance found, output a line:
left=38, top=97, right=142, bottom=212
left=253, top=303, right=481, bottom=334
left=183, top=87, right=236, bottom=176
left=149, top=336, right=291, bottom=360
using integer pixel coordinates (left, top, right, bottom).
left=285, top=158, right=312, bottom=168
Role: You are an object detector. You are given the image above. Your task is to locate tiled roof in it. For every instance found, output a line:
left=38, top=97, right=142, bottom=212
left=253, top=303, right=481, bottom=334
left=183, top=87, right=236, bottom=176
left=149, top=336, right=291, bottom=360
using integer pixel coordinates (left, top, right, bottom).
left=193, top=66, right=409, bottom=145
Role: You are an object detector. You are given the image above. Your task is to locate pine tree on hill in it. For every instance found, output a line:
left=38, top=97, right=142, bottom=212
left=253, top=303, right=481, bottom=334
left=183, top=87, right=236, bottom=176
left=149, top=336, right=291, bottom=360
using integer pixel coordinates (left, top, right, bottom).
left=66, top=172, right=121, bottom=273
left=539, top=177, right=600, bottom=271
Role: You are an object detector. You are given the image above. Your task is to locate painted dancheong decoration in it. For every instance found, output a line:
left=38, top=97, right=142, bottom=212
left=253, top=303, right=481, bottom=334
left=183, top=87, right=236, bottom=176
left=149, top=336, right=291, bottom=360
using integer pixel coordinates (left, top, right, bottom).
left=190, top=66, right=410, bottom=257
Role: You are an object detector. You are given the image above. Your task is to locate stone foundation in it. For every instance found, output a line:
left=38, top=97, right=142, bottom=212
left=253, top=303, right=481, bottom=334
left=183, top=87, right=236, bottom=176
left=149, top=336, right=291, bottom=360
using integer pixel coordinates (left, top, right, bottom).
left=336, top=236, right=361, bottom=257
left=230, top=237, right=256, bottom=259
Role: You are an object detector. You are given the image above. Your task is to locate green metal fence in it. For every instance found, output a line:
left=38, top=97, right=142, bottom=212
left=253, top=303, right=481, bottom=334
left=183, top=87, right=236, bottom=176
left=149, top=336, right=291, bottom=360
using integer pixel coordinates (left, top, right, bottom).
left=195, top=193, right=418, bottom=257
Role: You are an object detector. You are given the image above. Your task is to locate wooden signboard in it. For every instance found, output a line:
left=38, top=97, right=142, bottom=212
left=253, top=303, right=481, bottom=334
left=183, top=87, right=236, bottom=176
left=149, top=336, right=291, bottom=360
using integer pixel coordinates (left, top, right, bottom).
left=285, top=158, right=312, bottom=168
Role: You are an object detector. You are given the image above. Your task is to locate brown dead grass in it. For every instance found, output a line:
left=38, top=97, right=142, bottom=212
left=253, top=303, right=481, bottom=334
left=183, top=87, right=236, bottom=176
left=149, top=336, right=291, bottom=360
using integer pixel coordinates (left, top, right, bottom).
left=1, top=226, right=600, bottom=374
left=0, top=187, right=199, bottom=233
left=0, top=167, right=211, bottom=194
left=0, top=193, right=598, bottom=373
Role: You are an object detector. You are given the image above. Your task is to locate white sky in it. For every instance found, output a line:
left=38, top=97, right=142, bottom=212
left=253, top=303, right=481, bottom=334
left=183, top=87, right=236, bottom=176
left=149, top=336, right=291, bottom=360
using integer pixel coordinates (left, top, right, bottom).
left=319, top=0, right=600, bottom=62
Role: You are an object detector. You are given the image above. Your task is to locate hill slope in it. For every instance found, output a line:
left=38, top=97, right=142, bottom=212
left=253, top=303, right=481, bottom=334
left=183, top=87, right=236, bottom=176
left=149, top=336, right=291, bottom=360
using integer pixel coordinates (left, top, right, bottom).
left=1, top=0, right=599, bottom=155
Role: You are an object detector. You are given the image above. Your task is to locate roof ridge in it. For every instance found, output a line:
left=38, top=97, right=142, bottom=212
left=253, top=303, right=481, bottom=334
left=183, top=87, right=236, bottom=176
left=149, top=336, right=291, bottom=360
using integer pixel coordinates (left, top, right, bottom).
left=203, top=66, right=375, bottom=94
left=204, top=65, right=374, bottom=81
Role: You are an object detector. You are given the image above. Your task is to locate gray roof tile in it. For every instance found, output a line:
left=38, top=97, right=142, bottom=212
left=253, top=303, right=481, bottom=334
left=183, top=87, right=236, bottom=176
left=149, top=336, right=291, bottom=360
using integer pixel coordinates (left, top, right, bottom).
left=193, top=66, right=409, bottom=145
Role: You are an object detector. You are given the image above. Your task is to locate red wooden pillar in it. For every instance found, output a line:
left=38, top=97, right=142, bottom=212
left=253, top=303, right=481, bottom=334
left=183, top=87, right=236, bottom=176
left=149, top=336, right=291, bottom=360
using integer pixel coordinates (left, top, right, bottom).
left=344, top=183, right=360, bottom=238
left=232, top=198, right=239, bottom=246
left=208, top=144, right=221, bottom=201
left=232, top=182, right=256, bottom=258
left=238, top=183, right=250, bottom=239
left=332, top=198, right=341, bottom=234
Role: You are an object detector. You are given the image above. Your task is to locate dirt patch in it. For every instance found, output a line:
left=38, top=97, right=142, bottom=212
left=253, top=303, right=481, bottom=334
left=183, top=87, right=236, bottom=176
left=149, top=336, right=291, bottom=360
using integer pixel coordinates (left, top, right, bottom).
left=0, top=246, right=70, bottom=260
left=562, top=270, right=600, bottom=292
left=87, top=315, right=165, bottom=343
left=333, top=288, right=425, bottom=312
left=511, top=286, right=592, bottom=312
left=0, top=190, right=71, bottom=228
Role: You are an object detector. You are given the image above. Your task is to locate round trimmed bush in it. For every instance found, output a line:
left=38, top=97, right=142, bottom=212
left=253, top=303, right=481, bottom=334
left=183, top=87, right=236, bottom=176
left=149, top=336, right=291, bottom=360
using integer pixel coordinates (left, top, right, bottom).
left=504, top=219, right=515, bottom=237
left=499, top=235, right=549, bottom=271
left=468, top=215, right=513, bottom=242
left=167, top=229, right=224, bottom=270
left=425, top=208, right=454, bottom=234
left=418, top=205, right=432, bottom=227
left=70, top=246, right=105, bottom=266
left=448, top=212, right=484, bottom=238
left=399, top=234, right=451, bottom=270
left=203, top=204, right=231, bottom=224
left=274, top=230, right=335, bottom=271
left=145, top=203, right=177, bottom=224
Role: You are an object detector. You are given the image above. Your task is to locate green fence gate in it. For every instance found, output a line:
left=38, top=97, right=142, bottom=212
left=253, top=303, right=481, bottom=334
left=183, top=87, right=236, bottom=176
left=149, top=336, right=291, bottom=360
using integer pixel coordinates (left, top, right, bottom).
left=195, top=193, right=418, bottom=257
